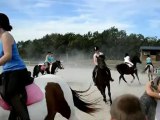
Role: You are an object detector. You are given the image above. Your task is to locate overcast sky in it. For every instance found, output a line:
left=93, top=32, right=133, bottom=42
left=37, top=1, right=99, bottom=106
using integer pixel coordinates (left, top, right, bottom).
left=1, top=0, right=160, bottom=41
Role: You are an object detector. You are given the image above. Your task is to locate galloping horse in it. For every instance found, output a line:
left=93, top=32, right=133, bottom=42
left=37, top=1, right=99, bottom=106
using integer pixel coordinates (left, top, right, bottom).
left=143, top=64, right=154, bottom=81
left=0, top=74, right=99, bottom=120
left=33, top=60, right=64, bottom=78
left=94, top=54, right=112, bottom=105
left=116, top=55, right=142, bottom=84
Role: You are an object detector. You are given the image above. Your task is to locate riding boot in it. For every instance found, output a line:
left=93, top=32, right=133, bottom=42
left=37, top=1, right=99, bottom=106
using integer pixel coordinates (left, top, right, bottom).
left=106, top=67, right=114, bottom=82
left=92, top=71, right=96, bottom=85
left=93, top=66, right=98, bottom=85
left=10, top=94, right=30, bottom=120
left=143, top=65, right=149, bottom=73
left=8, top=109, right=18, bottom=120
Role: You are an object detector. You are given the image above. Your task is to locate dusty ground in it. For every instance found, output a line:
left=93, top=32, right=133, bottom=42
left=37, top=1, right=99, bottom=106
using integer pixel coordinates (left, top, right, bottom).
left=0, top=64, right=156, bottom=120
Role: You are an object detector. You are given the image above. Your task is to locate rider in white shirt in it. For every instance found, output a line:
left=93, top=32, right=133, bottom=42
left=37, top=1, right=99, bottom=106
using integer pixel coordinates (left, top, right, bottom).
left=124, top=53, right=134, bottom=67
left=92, top=46, right=114, bottom=84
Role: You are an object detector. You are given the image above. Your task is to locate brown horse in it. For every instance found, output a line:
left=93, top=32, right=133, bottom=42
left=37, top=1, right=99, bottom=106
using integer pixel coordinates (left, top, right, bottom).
left=94, top=54, right=112, bottom=105
left=116, top=55, right=142, bottom=84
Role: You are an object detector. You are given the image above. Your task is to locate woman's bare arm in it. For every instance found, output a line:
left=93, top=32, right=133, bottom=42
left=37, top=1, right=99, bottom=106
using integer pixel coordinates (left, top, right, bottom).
left=145, top=81, right=160, bottom=99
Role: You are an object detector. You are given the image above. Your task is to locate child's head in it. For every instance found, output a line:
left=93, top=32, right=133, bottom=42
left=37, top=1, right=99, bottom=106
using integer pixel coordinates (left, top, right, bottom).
left=110, top=94, right=146, bottom=120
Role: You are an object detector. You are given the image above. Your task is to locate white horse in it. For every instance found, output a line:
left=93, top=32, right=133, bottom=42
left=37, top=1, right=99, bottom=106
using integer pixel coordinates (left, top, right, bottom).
left=0, top=74, right=98, bottom=120
left=144, top=64, right=154, bottom=81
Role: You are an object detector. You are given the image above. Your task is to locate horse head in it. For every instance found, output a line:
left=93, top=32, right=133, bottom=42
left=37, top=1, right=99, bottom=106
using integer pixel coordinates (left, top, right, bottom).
left=97, top=54, right=106, bottom=69
left=131, top=55, right=142, bottom=66
left=56, top=60, right=64, bottom=69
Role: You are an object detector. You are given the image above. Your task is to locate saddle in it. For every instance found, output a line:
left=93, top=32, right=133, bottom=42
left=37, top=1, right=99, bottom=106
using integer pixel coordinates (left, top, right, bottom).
left=0, top=83, right=44, bottom=110
left=125, top=62, right=133, bottom=67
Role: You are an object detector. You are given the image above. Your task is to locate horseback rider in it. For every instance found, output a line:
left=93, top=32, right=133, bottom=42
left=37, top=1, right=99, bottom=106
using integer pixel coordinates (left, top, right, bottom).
left=143, top=54, right=154, bottom=72
left=44, top=51, right=56, bottom=69
left=92, top=46, right=114, bottom=84
left=124, top=53, right=134, bottom=67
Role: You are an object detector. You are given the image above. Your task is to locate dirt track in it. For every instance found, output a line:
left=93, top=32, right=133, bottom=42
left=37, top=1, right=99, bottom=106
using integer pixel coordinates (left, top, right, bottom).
left=0, top=65, right=157, bottom=120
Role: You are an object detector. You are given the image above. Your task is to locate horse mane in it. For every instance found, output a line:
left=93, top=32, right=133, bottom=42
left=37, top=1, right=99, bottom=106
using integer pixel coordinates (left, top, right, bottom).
left=71, top=88, right=100, bottom=113
left=97, top=54, right=107, bottom=69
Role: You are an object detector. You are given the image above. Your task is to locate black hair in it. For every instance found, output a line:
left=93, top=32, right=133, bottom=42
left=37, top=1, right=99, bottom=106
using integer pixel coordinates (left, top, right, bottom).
left=94, top=46, right=99, bottom=51
left=0, top=13, right=12, bottom=31
left=125, top=53, right=129, bottom=57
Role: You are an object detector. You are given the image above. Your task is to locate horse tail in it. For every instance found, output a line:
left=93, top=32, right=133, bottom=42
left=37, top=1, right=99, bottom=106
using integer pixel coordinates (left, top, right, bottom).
left=73, top=80, right=93, bottom=93
left=71, top=88, right=100, bottom=113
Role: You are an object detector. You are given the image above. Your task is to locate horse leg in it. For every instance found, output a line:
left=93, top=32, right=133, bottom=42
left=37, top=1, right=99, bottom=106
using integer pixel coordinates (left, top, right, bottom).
left=131, top=74, right=135, bottom=83
left=45, top=82, right=71, bottom=120
left=45, top=84, right=57, bottom=120
left=151, top=73, right=153, bottom=81
left=106, top=84, right=112, bottom=105
left=134, top=70, right=141, bottom=84
left=148, top=73, right=151, bottom=81
left=119, top=75, right=122, bottom=84
left=98, top=86, right=107, bottom=103
left=119, top=74, right=127, bottom=84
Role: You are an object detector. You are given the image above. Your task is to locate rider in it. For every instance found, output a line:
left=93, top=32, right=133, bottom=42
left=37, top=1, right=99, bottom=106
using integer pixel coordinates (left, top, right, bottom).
left=44, top=51, right=56, bottom=69
left=0, top=13, right=31, bottom=120
left=124, top=53, right=134, bottom=67
left=143, top=54, right=154, bottom=72
left=92, top=46, right=114, bottom=84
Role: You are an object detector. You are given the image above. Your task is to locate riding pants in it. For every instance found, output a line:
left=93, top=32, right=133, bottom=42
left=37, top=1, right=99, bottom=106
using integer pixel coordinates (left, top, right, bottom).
left=0, top=69, right=30, bottom=120
left=105, top=67, right=113, bottom=81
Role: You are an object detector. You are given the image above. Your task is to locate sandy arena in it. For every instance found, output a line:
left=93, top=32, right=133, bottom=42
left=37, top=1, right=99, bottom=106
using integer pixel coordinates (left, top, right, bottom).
left=0, top=64, right=155, bottom=120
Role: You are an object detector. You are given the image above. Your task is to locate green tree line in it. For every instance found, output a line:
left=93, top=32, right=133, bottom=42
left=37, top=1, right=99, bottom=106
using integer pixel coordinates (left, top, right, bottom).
left=17, top=27, right=160, bottom=61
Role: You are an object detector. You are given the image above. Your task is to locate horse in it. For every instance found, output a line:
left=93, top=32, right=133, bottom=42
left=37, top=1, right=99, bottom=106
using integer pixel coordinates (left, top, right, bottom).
left=0, top=74, right=99, bottom=120
left=94, top=54, right=112, bottom=105
left=33, top=60, right=64, bottom=78
left=143, top=64, right=154, bottom=81
left=116, top=55, right=142, bottom=84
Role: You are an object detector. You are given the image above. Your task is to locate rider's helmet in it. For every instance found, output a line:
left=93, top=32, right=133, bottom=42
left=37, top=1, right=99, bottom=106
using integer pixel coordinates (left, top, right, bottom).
left=94, top=46, right=99, bottom=51
left=125, top=53, right=129, bottom=57
left=147, top=54, right=150, bottom=57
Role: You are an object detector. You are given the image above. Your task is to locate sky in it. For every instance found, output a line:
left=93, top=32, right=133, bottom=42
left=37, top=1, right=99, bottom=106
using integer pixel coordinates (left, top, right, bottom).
left=0, top=0, right=160, bottom=42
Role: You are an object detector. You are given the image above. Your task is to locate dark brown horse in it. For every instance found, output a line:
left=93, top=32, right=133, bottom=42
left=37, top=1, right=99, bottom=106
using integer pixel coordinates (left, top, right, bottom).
left=33, top=60, right=64, bottom=78
left=116, top=55, right=142, bottom=84
left=94, top=54, right=112, bottom=105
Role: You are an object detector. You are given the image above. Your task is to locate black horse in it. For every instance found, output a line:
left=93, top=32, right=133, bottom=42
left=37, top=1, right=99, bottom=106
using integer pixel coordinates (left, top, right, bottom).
left=94, top=54, right=112, bottom=105
left=116, top=55, right=142, bottom=84
left=33, top=60, right=64, bottom=78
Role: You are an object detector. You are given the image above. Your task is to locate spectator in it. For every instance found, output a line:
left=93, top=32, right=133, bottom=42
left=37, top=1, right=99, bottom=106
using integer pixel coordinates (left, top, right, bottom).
left=110, top=94, right=146, bottom=120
